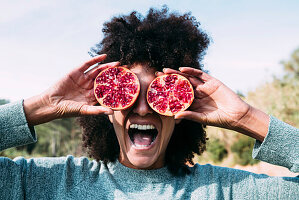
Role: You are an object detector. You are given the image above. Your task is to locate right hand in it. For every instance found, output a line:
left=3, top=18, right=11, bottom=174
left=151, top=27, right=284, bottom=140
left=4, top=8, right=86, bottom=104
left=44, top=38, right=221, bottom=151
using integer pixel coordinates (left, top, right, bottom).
left=24, top=54, right=119, bottom=125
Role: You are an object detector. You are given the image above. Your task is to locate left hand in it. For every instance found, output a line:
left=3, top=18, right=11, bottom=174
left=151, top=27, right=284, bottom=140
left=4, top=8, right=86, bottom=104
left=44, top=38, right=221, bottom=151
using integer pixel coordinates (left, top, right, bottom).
left=158, top=67, right=269, bottom=141
left=159, top=67, right=250, bottom=130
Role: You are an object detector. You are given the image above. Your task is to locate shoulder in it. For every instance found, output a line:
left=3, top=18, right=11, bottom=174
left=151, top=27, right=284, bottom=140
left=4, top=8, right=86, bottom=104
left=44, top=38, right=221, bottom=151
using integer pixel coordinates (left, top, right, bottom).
left=8, top=155, right=105, bottom=176
left=187, top=163, right=268, bottom=182
left=20, top=155, right=101, bottom=170
left=189, top=163, right=241, bottom=175
left=11, top=155, right=109, bottom=187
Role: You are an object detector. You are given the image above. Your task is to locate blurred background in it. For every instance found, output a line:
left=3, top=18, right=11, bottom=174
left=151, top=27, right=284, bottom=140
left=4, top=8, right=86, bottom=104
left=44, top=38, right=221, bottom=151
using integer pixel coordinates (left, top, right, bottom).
left=0, top=0, right=298, bottom=177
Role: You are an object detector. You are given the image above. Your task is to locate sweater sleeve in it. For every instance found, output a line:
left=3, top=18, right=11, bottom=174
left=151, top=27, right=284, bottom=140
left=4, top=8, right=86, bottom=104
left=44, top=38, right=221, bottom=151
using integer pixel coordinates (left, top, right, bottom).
left=252, top=115, right=299, bottom=172
left=0, top=100, right=37, bottom=151
left=190, top=164, right=299, bottom=199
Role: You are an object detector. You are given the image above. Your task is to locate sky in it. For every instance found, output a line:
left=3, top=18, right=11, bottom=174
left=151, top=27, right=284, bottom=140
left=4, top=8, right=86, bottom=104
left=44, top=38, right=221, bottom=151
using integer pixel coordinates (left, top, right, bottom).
left=1, top=0, right=299, bottom=101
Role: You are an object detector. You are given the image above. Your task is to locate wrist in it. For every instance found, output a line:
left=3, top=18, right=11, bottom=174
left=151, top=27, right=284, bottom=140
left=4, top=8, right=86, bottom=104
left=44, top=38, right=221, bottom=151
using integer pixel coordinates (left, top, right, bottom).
left=234, top=105, right=270, bottom=142
left=23, top=93, right=58, bottom=126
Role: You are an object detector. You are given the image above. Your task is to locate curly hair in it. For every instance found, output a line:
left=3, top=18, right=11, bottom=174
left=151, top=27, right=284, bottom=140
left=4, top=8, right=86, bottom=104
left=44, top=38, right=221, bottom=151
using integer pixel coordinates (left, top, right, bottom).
left=79, top=6, right=210, bottom=176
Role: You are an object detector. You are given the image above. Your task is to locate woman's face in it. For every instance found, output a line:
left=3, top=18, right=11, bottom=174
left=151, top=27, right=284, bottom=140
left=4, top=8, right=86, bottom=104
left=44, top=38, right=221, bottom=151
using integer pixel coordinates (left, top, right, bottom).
left=108, top=63, right=179, bottom=169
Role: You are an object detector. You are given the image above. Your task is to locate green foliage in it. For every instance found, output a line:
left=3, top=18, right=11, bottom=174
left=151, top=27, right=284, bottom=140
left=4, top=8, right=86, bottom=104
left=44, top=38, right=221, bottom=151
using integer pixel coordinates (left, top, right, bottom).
left=0, top=147, right=31, bottom=158
left=281, top=48, right=299, bottom=79
left=0, top=99, right=10, bottom=105
left=34, top=118, right=83, bottom=157
left=2, top=118, right=84, bottom=159
left=231, top=135, right=259, bottom=166
left=236, top=90, right=245, bottom=98
left=206, top=139, right=228, bottom=163
left=247, top=48, right=299, bottom=127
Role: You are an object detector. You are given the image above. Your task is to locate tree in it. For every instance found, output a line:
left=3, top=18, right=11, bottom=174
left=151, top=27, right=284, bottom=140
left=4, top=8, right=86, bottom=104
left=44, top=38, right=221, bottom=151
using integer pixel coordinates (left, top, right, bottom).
left=206, top=139, right=228, bottom=163
left=0, top=99, right=10, bottom=105
left=231, top=135, right=259, bottom=165
left=247, top=48, right=299, bottom=126
left=281, top=48, right=299, bottom=79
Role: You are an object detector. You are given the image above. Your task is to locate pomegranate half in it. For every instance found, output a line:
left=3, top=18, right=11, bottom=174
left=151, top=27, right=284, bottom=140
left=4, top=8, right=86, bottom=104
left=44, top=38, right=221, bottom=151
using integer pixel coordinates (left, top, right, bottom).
left=147, top=74, right=194, bottom=116
left=94, top=66, right=140, bottom=110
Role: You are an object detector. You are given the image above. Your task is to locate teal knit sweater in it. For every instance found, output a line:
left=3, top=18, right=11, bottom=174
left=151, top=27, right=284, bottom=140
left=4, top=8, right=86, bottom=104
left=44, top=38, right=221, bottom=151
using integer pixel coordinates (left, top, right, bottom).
left=0, top=101, right=298, bottom=200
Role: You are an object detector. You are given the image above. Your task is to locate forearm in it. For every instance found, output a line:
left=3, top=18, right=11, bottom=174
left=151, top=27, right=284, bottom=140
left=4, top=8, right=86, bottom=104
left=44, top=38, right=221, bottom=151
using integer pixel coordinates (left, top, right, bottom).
left=233, top=105, right=270, bottom=142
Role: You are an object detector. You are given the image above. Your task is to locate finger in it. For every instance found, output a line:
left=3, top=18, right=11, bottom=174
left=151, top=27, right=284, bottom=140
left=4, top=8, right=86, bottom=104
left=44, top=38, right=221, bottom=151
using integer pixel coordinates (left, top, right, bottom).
left=87, top=61, right=120, bottom=79
left=87, top=61, right=120, bottom=74
left=162, top=67, right=204, bottom=87
left=179, top=67, right=212, bottom=82
left=80, top=105, right=114, bottom=115
left=79, top=54, right=107, bottom=72
left=163, top=68, right=192, bottom=78
left=162, top=68, right=180, bottom=74
left=155, top=70, right=187, bottom=77
left=163, top=68, right=204, bottom=85
left=179, top=67, right=203, bottom=76
left=155, top=71, right=164, bottom=76
left=174, top=110, right=207, bottom=124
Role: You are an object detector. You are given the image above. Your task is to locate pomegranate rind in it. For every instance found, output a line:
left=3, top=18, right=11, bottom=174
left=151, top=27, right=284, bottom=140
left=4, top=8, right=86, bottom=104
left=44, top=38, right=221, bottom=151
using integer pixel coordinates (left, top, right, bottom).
left=94, top=66, right=140, bottom=110
left=147, top=74, right=194, bottom=116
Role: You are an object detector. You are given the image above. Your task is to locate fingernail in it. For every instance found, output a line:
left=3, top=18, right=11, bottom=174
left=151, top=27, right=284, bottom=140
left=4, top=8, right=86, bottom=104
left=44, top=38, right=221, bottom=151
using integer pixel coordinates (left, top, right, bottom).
left=155, top=71, right=159, bottom=76
left=162, top=68, right=166, bottom=72
left=179, top=67, right=182, bottom=71
left=174, top=115, right=183, bottom=120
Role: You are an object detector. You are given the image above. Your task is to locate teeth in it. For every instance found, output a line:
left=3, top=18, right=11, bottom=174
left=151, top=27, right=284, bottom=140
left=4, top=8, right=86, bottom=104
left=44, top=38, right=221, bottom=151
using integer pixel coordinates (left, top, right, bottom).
left=138, top=125, right=144, bottom=130
left=129, top=124, right=156, bottom=130
left=134, top=144, right=150, bottom=148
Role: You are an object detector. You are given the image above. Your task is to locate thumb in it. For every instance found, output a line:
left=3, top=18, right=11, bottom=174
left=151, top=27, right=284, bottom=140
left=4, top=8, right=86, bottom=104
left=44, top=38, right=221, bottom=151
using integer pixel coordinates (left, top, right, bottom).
left=80, top=105, right=114, bottom=115
left=175, top=111, right=207, bottom=124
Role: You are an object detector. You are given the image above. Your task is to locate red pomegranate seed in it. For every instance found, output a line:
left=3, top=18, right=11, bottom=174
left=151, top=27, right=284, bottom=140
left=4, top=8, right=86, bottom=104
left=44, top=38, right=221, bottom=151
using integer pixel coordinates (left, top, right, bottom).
left=147, top=74, right=194, bottom=116
left=94, top=66, right=140, bottom=110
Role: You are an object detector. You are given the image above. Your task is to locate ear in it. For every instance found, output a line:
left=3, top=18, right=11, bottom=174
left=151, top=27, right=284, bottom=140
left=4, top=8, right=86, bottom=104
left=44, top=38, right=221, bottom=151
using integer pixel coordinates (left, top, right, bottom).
left=175, top=118, right=182, bottom=124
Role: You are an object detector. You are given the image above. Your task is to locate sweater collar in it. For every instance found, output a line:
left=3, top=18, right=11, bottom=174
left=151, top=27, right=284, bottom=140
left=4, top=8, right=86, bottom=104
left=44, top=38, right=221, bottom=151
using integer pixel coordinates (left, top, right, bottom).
left=107, top=160, right=173, bottom=183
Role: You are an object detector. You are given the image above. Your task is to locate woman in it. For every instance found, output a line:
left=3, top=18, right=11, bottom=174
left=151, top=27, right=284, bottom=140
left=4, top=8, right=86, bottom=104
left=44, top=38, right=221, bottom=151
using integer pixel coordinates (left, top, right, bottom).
left=1, top=7, right=298, bottom=199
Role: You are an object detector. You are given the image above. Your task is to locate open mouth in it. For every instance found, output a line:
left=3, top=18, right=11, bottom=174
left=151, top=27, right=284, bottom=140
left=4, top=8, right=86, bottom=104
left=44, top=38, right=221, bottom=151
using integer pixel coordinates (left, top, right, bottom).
left=128, top=124, right=158, bottom=148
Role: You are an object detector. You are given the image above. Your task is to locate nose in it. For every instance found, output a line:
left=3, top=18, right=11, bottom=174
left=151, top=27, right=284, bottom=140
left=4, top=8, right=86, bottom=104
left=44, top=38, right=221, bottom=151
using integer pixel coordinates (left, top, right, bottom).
left=132, top=91, right=153, bottom=116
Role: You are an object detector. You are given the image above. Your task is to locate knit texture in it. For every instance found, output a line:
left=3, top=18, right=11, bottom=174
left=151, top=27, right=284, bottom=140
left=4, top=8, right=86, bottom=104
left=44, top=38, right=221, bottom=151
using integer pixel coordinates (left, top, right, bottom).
left=0, top=101, right=298, bottom=199
left=0, top=100, right=36, bottom=151
left=253, top=115, right=299, bottom=172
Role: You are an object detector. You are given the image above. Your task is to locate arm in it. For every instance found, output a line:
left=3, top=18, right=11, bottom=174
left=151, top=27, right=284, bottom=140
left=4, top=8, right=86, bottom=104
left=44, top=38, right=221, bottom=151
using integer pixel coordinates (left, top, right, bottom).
left=1, top=54, right=118, bottom=151
left=0, top=100, right=36, bottom=151
left=0, top=55, right=118, bottom=198
left=191, top=163, right=299, bottom=199
left=170, top=67, right=269, bottom=142
left=252, top=115, right=299, bottom=172
left=23, top=54, right=117, bottom=126
left=161, top=67, right=298, bottom=171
